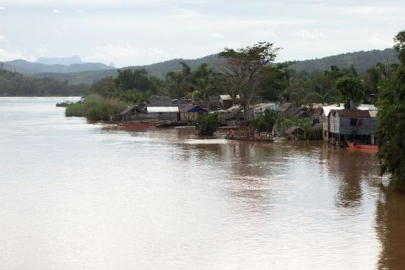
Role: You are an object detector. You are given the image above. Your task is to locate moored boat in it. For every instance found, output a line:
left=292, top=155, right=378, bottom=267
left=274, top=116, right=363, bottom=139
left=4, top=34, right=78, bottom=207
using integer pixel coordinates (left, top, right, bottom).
left=225, top=136, right=275, bottom=143
left=117, top=121, right=157, bottom=128
left=346, top=140, right=378, bottom=151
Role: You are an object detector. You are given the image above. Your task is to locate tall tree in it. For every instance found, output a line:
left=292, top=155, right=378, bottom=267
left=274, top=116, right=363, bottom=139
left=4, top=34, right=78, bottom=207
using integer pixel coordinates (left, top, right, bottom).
left=377, top=30, right=405, bottom=192
left=166, top=62, right=193, bottom=98
left=219, top=42, right=279, bottom=121
left=335, top=77, right=365, bottom=109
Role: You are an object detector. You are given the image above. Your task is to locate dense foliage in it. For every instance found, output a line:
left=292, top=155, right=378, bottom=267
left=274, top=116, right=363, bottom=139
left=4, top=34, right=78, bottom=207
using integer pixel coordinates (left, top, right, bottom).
left=249, top=109, right=278, bottom=133
left=377, top=30, right=405, bottom=192
left=219, top=42, right=279, bottom=120
left=195, top=113, right=221, bottom=136
left=335, top=77, right=365, bottom=109
left=65, top=94, right=129, bottom=121
left=0, top=68, right=89, bottom=96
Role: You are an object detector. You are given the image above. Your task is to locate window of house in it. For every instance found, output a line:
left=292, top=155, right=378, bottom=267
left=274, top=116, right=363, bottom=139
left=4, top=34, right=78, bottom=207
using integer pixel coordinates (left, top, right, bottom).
left=350, top=118, right=356, bottom=126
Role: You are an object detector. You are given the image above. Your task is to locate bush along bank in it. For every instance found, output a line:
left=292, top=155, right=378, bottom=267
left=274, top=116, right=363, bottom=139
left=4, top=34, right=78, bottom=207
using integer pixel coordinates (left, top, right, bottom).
left=65, top=94, right=129, bottom=121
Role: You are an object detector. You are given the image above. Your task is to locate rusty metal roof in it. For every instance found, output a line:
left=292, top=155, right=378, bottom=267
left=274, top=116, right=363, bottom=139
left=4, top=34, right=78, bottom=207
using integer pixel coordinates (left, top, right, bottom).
left=335, top=110, right=370, bottom=117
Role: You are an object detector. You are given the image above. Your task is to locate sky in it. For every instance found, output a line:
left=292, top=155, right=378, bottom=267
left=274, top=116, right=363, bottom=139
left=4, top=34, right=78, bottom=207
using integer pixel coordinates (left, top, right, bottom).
left=0, top=0, right=404, bottom=67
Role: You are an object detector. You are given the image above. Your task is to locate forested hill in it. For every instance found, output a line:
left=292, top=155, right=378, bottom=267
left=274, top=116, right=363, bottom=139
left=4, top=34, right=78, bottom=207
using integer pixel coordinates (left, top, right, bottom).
left=289, top=48, right=398, bottom=73
left=31, top=54, right=220, bottom=84
left=0, top=69, right=89, bottom=96
left=4, top=48, right=398, bottom=85
left=2, top=59, right=114, bottom=75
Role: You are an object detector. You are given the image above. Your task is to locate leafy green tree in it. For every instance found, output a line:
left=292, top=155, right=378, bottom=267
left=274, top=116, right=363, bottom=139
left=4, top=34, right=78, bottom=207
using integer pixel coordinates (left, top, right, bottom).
left=335, top=77, right=365, bottom=109
left=249, top=109, right=278, bottom=133
left=89, top=77, right=118, bottom=97
left=115, top=69, right=156, bottom=92
left=377, top=30, right=405, bottom=192
left=195, top=113, right=221, bottom=136
left=219, top=42, right=279, bottom=121
left=257, top=64, right=290, bottom=101
left=166, top=62, right=194, bottom=98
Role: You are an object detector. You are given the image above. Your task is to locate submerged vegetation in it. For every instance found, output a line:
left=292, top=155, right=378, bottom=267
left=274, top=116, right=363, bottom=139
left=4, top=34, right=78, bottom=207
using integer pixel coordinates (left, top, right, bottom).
left=195, top=113, right=221, bottom=136
left=65, top=94, right=128, bottom=121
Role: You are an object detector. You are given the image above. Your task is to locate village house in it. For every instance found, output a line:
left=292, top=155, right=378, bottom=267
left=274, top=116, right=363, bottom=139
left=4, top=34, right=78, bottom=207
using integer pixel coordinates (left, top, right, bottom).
left=146, top=106, right=180, bottom=121
left=179, top=104, right=207, bottom=123
left=324, top=109, right=377, bottom=146
left=213, top=105, right=243, bottom=125
left=219, top=95, right=240, bottom=109
left=116, top=103, right=147, bottom=121
left=321, top=104, right=377, bottom=143
left=251, top=102, right=279, bottom=117
left=117, top=105, right=179, bottom=122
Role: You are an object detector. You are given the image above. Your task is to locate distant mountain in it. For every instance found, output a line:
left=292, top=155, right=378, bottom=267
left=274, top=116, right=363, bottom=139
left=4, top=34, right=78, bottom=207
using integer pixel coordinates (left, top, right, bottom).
left=289, top=48, right=398, bottom=73
left=2, top=59, right=114, bottom=75
left=3, top=48, right=399, bottom=85
left=31, top=54, right=221, bottom=84
left=36, top=55, right=83, bottom=65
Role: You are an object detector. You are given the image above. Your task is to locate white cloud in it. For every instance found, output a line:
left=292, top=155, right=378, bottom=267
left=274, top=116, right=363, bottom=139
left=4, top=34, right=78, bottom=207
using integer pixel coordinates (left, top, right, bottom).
left=53, top=9, right=59, bottom=13
left=0, top=6, right=5, bottom=10
left=0, top=35, right=6, bottom=42
left=0, top=0, right=183, bottom=6
left=77, top=10, right=85, bottom=13
left=295, top=29, right=326, bottom=40
left=208, top=32, right=224, bottom=39
left=252, top=29, right=279, bottom=40
left=84, top=43, right=169, bottom=66
left=0, top=48, right=35, bottom=61
left=342, top=6, right=403, bottom=15
left=36, top=46, right=49, bottom=55
left=369, top=33, right=394, bottom=48
left=54, top=30, right=63, bottom=36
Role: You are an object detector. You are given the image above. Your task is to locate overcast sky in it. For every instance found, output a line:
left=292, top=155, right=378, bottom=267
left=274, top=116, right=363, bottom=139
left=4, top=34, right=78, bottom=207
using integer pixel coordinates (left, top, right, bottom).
left=0, top=0, right=404, bottom=67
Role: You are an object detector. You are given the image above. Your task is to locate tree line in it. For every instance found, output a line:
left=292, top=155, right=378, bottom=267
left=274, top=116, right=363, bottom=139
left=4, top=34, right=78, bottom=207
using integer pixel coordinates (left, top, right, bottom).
left=0, top=67, right=89, bottom=96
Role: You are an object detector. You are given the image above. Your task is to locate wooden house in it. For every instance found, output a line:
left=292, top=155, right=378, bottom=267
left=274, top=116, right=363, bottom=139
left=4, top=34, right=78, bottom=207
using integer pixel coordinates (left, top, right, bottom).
left=116, top=103, right=147, bottom=121
left=252, top=102, right=279, bottom=118
left=325, top=109, right=377, bottom=145
left=179, top=104, right=207, bottom=122
left=146, top=107, right=179, bottom=121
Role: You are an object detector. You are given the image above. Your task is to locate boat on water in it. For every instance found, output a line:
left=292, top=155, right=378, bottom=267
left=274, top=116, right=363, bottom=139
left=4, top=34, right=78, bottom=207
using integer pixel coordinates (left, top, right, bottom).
left=346, top=140, right=378, bottom=151
left=117, top=121, right=158, bottom=128
left=156, top=121, right=188, bottom=128
left=225, top=136, right=275, bottom=143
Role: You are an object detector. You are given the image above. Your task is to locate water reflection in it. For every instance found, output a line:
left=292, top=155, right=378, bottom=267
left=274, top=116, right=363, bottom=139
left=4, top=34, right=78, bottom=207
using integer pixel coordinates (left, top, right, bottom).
left=321, top=144, right=380, bottom=208
left=376, top=192, right=405, bottom=270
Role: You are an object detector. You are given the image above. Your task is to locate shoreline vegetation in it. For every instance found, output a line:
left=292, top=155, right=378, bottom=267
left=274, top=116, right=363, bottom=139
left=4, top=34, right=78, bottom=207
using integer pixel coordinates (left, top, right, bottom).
left=66, top=30, right=405, bottom=192
left=65, top=94, right=129, bottom=121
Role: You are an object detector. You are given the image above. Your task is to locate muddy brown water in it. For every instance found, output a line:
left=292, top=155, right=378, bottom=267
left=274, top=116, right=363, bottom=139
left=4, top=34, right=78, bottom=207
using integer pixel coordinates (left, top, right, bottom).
left=0, top=97, right=404, bottom=270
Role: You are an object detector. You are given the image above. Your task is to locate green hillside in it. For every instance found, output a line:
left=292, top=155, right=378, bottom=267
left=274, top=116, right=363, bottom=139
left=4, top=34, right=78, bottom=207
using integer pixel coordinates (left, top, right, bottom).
left=4, top=48, right=398, bottom=85
left=0, top=69, right=89, bottom=96
left=289, top=48, right=398, bottom=73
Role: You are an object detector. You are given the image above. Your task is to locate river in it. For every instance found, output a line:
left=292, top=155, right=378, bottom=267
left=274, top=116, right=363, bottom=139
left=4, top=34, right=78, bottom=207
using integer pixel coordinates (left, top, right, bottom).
left=0, top=97, right=404, bottom=270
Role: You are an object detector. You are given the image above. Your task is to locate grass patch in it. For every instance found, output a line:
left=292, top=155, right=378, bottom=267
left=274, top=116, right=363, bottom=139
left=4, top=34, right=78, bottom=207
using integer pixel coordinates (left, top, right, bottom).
left=65, top=94, right=129, bottom=121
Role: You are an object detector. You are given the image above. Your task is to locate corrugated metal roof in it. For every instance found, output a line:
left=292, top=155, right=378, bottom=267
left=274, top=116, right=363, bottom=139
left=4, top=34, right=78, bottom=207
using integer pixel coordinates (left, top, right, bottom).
left=219, top=95, right=240, bottom=100
left=147, top=107, right=179, bottom=113
left=369, top=110, right=378, bottom=117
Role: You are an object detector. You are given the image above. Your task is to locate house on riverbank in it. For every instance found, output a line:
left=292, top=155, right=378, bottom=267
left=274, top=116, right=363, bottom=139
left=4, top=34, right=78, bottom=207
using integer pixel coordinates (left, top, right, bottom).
left=324, top=109, right=377, bottom=146
left=179, top=104, right=207, bottom=122
left=322, top=104, right=377, bottom=144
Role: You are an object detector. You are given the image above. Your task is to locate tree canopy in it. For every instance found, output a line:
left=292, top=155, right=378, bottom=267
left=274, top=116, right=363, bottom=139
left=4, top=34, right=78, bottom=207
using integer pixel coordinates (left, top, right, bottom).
left=377, top=30, right=405, bottom=192
left=219, top=42, right=280, bottom=120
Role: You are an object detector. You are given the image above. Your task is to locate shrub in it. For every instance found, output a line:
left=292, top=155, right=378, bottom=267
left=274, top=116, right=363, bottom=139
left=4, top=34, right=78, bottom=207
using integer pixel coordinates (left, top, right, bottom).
left=249, top=109, right=277, bottom=133
left=195, top=113, right=221, bottom=136
left=65, top=94, right=129, bottom=121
